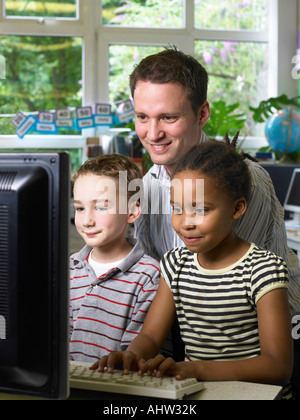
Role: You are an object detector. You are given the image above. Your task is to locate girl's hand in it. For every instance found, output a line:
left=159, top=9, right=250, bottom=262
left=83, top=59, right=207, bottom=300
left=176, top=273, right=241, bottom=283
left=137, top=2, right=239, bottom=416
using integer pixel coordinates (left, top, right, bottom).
left=90, top=350, right=145, bottom=375
left=141, top=356, right=197, bottom=380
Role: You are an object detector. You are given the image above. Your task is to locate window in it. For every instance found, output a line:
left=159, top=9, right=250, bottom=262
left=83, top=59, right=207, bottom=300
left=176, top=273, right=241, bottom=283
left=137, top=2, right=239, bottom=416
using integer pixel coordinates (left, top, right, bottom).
left=109, top=45, right=165, bottom=104
left=194, top=0, right=267, bottom=31
left=4, top=0, right=78, bottom=19
left=0, top=0, right=297, bottom=145
left=0, top=35, right=82, bottom=134
left=102, top=0, right=184, bottom=28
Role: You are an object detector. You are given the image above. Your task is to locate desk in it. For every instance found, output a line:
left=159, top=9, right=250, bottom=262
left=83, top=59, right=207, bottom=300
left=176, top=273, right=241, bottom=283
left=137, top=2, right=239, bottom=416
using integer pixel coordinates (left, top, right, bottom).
left=0, top=381, right=282, bottom=401
left=189, top=381, right=282, bottom=400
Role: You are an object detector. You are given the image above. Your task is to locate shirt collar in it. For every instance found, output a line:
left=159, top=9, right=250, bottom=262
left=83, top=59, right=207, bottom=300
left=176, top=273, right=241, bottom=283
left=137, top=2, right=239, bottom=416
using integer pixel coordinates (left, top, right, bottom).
left=149, top=131, right=208, bottom=181
left=72, top=238, right=144, bottom=275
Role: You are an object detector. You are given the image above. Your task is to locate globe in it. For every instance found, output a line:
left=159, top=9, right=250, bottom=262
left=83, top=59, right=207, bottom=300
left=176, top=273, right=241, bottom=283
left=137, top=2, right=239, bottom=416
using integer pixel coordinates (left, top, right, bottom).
left=265, top=109, right=300, bottom=154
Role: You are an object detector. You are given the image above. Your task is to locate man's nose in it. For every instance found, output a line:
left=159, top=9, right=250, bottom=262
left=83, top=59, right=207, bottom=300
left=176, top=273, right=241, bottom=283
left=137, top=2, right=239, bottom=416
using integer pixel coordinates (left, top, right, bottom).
left=147, top=120, right=165, bottom=142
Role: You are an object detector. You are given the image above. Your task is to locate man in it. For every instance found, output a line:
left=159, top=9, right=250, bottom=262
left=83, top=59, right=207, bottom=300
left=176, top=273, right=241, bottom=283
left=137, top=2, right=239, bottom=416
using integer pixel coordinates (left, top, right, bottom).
left=131, top=47, right=300, bottom=317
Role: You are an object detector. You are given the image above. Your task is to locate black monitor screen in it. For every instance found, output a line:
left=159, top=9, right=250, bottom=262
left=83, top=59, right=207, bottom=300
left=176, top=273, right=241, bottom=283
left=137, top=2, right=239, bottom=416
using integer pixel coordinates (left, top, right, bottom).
left=0, top=152, right=70, bottom=400
left=285, top=170, right=300, bottom=207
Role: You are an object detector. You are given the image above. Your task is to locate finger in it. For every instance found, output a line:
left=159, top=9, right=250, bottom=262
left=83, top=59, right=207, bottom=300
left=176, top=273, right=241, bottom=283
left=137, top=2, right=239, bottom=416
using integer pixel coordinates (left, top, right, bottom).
left=106, top=352, right=123, bottom=372
left=89, top=360, right=100, bottom=371
left=122, top=351, right=139, bottom=374
left=156, top=357, right=177, bottom=377
left=97, top=355, right=110, bottom=372
left=141, top=355, right=166, bottom=376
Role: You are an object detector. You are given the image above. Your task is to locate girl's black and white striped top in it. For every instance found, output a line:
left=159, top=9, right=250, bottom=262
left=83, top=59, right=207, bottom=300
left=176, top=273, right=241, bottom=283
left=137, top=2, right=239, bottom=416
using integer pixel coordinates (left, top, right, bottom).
left=160, top=244, right=288, bottom=361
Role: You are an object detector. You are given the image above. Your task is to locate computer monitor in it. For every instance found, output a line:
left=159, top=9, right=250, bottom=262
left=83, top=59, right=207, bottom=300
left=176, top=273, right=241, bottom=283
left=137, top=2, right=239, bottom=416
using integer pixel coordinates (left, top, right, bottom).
left=284, top=169, right=300, bottom=224
left=0, top=152, right=70, bottom=400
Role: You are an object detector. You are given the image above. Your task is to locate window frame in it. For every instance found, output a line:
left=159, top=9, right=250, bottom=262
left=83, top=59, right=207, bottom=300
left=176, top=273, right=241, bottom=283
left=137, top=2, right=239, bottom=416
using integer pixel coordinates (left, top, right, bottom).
left=0, top=0, right=298, bottom=150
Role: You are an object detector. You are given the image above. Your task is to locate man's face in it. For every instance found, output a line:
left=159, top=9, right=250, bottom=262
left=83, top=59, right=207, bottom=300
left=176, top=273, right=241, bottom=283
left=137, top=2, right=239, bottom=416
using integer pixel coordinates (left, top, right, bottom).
left=133, top=81, right=210, bottom=175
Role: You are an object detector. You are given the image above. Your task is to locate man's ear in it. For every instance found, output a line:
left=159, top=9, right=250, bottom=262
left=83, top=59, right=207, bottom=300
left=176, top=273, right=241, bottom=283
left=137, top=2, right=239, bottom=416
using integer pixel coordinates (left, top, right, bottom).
left=232, top=197, right=247, bottom=220
left=127, top=200, right=141, bottom=224
left=198, top=101, right=210, bottom=128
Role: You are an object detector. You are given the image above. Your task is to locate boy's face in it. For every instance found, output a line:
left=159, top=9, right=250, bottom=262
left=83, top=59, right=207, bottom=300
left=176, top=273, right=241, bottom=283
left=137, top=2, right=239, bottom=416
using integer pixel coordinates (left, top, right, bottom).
left=73, top=174, right=130, bottom=251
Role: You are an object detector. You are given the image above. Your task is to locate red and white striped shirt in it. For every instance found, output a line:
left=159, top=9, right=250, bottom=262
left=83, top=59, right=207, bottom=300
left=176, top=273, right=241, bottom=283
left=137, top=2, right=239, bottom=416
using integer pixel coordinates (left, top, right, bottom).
left=69, top=239, right=160, bottom=363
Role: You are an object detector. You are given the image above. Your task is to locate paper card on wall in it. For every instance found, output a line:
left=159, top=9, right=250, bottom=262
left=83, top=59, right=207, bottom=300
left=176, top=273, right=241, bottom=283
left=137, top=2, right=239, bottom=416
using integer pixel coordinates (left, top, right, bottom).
left=115, top=100, right=135, bottom=124
left=12, top=112, right=37, bottom=139
left=94, top=115, right=113, bottom=126
left=11, top=111, right=27, bottom=129
left=55, top=108, right=74, bottom=129
left=94, top=103, right=113, bottom=126
left=95, top=103, right=111, bottom=115
left=35, top=122, right=58, bottom=134
left=38, top=111, right=54, bottom=123
left=35, top=111, right=58, bottom=134
left=75, top=106, right=95, bottom=130
left=76, top=106, right=93, bottom=120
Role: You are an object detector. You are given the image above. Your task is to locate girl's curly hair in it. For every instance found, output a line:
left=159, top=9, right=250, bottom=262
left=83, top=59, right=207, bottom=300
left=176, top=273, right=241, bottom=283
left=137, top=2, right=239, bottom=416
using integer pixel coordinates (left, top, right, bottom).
left=172, top=132, right=252, bottom=202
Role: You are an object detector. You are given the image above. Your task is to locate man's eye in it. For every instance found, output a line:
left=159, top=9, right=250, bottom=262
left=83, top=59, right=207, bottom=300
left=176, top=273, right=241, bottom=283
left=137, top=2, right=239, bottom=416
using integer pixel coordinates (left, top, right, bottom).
left=136, top=114, right=147, bottom=121
left=162, top=116, right=177, bottom=122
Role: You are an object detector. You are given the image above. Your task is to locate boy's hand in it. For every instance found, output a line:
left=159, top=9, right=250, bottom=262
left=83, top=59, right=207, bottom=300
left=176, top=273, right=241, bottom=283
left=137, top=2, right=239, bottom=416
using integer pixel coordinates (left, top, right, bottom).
left=90, top=350, right=144, bottom=375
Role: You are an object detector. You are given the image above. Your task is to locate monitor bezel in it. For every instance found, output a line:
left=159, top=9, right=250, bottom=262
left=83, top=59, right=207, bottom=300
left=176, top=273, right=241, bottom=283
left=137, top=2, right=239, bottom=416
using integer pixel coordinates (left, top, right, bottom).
left=284, top=168, right=300, bottom=214
left=0, top=152, right=70, bottom=400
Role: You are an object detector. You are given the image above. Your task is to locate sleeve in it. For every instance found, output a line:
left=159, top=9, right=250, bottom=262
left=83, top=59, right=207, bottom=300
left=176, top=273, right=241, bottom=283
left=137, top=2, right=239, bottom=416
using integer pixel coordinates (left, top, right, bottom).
left=69, top=259, right=74, bottom=341
left=120, top=261, right=161, bottom=350
left=251, top=251, right=289, bottom=306
left=235, top=161, right=275, bottom=246
left=160, top=248, right=181, bottom=290
left=134, top=170, right=161, bottom=261
left=134, top=212, right=159, bottom=259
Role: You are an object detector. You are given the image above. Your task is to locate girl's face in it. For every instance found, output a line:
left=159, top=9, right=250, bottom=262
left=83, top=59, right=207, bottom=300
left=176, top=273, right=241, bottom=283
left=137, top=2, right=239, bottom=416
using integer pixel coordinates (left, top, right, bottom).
left=171, top=170, right=246, bottom=260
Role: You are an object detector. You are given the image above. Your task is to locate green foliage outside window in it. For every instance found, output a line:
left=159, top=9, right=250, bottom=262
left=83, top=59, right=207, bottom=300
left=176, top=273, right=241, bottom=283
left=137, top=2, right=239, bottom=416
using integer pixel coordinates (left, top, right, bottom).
left=0, top=35, right=82, bottom=134
left=0, top=0, right=269, bottom=138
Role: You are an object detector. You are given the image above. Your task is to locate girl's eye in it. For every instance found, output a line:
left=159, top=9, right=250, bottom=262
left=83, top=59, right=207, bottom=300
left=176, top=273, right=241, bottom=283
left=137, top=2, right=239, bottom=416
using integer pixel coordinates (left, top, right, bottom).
left=195, top=208, right=205, bottom=215
left=74, top=207, right=84, bottom=212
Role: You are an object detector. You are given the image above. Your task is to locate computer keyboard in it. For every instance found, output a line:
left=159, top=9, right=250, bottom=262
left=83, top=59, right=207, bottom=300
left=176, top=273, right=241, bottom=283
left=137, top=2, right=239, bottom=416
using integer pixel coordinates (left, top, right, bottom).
left=69, top=361, right=204, bottom=400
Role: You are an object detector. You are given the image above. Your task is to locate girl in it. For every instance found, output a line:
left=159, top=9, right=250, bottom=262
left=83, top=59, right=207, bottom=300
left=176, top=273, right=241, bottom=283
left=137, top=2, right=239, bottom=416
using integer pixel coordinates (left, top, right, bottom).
left=95, top=139, right=293, bottom=395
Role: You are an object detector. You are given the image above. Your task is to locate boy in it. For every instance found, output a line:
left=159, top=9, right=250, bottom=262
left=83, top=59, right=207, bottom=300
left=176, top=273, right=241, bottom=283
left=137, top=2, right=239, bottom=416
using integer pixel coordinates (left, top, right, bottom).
left=69, top=154, right=160, bottom=363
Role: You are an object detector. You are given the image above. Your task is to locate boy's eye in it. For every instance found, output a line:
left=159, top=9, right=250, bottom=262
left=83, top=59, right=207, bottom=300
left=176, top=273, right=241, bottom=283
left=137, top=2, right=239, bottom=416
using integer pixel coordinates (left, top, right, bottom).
left=74, top=206, right=84, bottom=212
left=172, top=206, right=183, bottom=215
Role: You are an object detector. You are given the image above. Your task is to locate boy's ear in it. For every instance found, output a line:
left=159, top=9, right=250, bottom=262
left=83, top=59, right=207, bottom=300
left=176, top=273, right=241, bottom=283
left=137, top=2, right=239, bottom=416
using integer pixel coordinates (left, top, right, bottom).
left=232, top=197, right=247, bottom=220
left=127, top=201, right=141, bottom=224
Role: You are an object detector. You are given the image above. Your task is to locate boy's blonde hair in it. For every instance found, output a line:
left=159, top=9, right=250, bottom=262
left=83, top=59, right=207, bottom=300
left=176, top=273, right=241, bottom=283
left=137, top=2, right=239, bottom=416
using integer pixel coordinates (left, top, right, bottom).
left=73, top=153, right=142, bottom=200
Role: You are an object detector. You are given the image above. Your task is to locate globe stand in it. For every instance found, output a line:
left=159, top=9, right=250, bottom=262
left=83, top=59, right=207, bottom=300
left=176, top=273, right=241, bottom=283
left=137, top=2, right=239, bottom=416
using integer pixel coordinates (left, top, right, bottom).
left=279, top=154, right=295, bottom=164
left=279, top=109, right=293, bottom=164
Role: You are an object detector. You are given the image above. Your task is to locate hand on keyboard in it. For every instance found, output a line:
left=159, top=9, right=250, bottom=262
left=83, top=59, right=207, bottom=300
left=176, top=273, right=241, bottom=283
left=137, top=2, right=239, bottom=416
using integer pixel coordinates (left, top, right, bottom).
left=91, top=350, right=144, bottom=375
left=70, top=361, right=204, bottom=400
left=92, top=351, right=196, bottom=382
